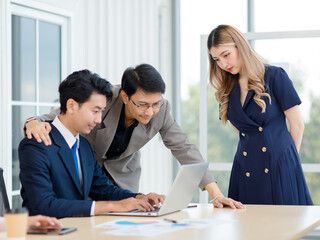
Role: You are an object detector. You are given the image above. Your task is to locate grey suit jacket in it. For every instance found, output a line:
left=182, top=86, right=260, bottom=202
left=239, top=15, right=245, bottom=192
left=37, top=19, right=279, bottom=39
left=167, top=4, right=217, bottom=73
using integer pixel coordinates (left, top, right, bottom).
left=37, top=85, right=215, bottom=192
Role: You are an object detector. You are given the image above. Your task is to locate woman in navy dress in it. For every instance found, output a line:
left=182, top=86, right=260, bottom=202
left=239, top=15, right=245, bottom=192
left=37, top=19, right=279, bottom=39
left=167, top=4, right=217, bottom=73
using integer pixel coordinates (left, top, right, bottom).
left=206, top=25, right=313, bottom=205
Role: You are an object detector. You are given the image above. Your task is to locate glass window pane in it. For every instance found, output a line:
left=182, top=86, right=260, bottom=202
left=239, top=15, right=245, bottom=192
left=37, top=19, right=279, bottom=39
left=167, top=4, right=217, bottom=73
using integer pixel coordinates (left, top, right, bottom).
left=211, top=171, right=231, bottom=197
left=182, top=83, right=200, bottom=149
left=12, top=106, right=36, bottom=191
left=254, top=38, right=320, bottom=164
left=181, top=1, right=247, bottom=202
left=191, top=189, right=200, bottom=203
left=181, top=0, right=246, bottom=160
left=304, top=172, right=320, bottom=205
left=39, top=106, right=58, bottom=116
left=12, top=195, right=23, bottom=209
left=39, top=21, right=61, bottom=103
left=254, top=0, right=320, bottom=32
left=207, top=89, right=238, bottom=164
left=11, top=15, right=36, bottom=101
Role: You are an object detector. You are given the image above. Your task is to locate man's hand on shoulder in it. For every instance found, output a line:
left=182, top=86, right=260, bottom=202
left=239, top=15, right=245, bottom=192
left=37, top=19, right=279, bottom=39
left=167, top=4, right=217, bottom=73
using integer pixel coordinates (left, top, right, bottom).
left=25, top=120, right=52, bottom=146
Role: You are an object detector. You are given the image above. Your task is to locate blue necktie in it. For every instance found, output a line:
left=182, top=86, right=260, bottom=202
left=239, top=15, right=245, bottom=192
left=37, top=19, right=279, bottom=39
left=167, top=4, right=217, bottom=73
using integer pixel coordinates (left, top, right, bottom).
left=71, top=139, right=80, bottom=181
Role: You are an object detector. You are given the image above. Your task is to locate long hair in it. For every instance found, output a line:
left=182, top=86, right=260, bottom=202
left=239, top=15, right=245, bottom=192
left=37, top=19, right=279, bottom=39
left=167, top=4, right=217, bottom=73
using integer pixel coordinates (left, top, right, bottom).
left=207, top=25, right=271, bottom=125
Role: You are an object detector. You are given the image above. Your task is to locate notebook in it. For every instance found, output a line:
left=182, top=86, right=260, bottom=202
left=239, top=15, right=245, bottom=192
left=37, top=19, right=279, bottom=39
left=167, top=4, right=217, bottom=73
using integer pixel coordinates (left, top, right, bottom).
left=106, top=162, right=209, bottom=216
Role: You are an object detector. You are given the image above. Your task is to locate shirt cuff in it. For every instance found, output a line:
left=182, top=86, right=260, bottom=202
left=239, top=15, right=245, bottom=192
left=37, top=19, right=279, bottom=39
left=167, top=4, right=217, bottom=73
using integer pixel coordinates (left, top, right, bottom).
left=90, top=201, right=95, bottom=216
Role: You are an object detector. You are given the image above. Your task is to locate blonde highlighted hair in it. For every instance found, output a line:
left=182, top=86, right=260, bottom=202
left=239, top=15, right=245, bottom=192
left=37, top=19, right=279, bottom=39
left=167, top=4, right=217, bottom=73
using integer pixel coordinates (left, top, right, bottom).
left=207, top=25, right=271, bottom=125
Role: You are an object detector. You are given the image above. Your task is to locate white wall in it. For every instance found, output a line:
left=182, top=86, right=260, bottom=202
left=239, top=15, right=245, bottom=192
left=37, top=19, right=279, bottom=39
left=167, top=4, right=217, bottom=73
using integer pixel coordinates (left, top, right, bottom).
left=1, top=0, right=174, bottom=196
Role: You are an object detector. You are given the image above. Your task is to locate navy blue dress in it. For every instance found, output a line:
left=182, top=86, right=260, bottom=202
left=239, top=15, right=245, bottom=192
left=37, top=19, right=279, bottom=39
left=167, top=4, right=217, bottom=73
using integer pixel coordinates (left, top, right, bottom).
left=227, top=65, right=313, bottom=205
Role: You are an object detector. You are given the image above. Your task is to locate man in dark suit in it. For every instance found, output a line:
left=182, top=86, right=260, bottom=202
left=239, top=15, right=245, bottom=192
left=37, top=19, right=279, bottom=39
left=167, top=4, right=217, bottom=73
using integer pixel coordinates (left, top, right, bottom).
left=19, top=70, right=164, bottom=219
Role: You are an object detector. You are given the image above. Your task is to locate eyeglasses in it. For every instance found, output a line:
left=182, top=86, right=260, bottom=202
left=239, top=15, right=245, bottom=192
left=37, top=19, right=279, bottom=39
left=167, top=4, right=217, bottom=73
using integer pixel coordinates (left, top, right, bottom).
left=129, top=96, right=164, bottom=111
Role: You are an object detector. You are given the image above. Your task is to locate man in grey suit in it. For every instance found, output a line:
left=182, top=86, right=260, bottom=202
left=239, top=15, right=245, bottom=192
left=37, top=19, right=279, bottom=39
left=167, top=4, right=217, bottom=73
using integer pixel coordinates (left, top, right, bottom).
left=25, top=64, right=244, bottom=209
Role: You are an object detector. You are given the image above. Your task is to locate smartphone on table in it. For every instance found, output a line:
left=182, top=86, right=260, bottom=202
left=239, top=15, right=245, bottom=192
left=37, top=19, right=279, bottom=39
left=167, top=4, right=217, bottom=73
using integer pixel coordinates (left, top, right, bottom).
left=27, top=226, right=77, bottom=235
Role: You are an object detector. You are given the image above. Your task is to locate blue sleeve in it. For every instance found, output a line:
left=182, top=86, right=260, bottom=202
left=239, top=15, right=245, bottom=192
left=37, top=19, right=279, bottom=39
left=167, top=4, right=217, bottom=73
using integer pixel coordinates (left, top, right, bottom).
left=270, top=66, right=301, bottom=111
left=19, top=138, right=92, bottom=219
left=86, top=144, right=136, bottom=201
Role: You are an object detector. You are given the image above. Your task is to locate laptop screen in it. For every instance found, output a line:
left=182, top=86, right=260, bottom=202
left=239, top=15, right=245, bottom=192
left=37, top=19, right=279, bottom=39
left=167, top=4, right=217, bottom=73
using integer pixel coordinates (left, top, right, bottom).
left=0, top=168, right=10, bottom=216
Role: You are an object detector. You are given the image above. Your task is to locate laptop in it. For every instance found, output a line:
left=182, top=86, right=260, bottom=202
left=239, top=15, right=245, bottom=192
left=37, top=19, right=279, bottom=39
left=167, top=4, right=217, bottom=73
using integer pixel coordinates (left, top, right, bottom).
left=106, top=162, right=209, bottom=217
left=0, top=168, right=11, bottom=216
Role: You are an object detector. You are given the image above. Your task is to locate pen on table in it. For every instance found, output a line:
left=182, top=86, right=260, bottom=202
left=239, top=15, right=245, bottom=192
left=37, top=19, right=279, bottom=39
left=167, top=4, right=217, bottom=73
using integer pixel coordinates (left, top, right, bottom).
left=163, top=218, right=178, bottom=224
left=187, top=204, right=197, bottom=208
left=163, top=218, right=191, bottom=227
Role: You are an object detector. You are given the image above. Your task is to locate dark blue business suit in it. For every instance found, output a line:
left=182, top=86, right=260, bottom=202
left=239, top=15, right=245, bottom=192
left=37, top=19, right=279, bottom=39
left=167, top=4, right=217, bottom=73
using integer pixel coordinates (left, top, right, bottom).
left=19, top=123, right=136, bottom=218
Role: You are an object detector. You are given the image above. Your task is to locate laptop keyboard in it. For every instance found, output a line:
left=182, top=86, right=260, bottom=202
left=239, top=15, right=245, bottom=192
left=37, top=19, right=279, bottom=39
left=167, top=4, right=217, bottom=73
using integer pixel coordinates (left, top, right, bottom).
left=130, top=206, right=161, bottom=213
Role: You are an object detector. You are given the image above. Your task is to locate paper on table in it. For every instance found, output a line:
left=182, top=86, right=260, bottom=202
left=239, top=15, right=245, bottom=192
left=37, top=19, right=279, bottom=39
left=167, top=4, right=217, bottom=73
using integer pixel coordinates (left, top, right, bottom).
left=96, top=218, right=233, bottom=237
left=103, top=224, right=186, bottom=237
left=177, top=218, right=232, bottom=229
left=94, top=218, right=162, bottom=229
left=95, top=218, right=186, bottom=237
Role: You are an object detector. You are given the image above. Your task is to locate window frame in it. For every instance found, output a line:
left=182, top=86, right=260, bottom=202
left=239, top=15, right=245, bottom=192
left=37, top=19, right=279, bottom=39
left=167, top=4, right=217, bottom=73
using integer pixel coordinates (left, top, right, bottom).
left=2, top=1, right=71, bottom=207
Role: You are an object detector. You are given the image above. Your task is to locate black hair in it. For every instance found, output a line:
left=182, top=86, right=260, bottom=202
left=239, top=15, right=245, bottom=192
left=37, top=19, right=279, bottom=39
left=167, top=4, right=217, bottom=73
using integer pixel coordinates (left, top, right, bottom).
left=121, top=63, right=166, bottom=97
left=59, top=69, right=113, bottom=114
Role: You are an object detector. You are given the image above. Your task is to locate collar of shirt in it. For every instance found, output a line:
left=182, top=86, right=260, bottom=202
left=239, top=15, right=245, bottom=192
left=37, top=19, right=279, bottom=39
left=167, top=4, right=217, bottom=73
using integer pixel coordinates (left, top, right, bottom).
left=52, top=116, right=80, bottom=150
left=119, top=105, right=138, bottom=130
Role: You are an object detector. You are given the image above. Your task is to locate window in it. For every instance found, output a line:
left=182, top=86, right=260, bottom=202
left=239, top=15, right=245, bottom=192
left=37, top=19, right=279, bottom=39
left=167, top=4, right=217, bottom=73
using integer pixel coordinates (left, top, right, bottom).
left=254, top=0, right=320, bottom=32
left=180, top=0, right=247, bottom=202
left=10, top=3, right=69, bottom=208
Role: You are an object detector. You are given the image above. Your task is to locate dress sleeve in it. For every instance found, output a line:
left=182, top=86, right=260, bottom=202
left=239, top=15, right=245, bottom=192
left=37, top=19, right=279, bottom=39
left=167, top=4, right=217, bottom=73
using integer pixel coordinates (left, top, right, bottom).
left=270, top=67, right=301, bottom=111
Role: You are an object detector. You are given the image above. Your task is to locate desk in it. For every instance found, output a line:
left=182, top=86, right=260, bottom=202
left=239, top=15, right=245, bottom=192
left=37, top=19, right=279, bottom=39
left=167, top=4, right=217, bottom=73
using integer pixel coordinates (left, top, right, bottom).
left=2, top=204, right=320, bottom=240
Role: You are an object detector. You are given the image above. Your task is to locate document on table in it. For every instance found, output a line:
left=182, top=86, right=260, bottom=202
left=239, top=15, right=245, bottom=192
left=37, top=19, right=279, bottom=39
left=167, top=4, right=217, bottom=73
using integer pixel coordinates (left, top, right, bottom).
left=94, top=218, right=232, bottom=237
left=95, top=218, right=186, bottom=237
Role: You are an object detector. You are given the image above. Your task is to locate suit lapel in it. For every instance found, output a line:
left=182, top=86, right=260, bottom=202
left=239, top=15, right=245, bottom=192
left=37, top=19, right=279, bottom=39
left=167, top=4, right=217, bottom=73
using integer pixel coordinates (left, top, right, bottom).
left=95, top=93, right=123, bottom=159
left=78, top=139, right=92, bottom=198
left=118, top=124, right=150, bottom=159
left=242, top=90, right=254, bottom=110
left=50, top=125, right=82, bottom=195
left=229, top=82, right=259, bottom=127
